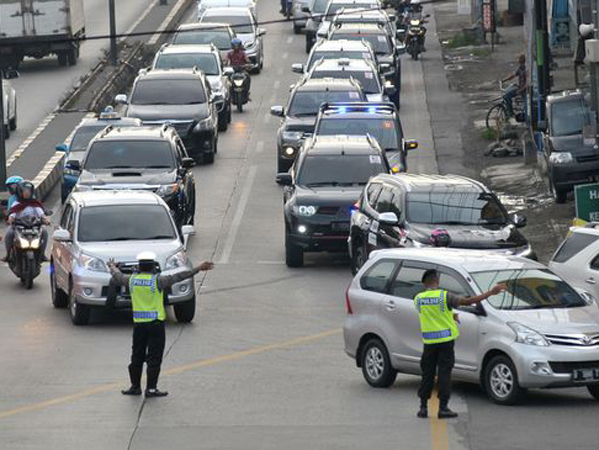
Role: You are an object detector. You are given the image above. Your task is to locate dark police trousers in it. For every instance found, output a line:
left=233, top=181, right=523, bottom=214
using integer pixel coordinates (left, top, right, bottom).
left=418, top=340, right=455, bottom=405
left=129, top=320, right=166, bottom=390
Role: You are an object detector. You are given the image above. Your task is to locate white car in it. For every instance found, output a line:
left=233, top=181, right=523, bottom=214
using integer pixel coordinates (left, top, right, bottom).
left=197, top=0, right=256, bottom=19
left=2, top=79, right=17, bottom=138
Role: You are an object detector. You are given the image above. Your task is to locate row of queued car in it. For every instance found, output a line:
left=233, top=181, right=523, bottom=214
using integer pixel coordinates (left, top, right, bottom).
left=49, top=2, right=264, bottom=325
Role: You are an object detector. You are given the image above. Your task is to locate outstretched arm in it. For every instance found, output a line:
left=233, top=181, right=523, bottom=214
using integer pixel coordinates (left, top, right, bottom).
left=157, top=261, right=214, bottom=290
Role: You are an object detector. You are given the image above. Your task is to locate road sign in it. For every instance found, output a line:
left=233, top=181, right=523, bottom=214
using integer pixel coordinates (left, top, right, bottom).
left=575, top=183, right=599, bottom=222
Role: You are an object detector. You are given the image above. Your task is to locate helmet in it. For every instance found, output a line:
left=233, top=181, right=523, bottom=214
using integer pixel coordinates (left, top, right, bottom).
left=137, top=251, right=157, bottom=263
left=429, top=229, right=451, bottom=247
left=231, top=38, right=243, bottom=48
left=15, top=180, right=35, bottom=201
left=6, top=176, right=23, bottom=195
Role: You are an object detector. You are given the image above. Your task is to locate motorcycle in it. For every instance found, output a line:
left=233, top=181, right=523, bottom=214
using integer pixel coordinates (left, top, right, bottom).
left=8, top=216, right=45, bottom=289
left=229, top=66, right=251, bottom=113
left=406, top=17, right=428, bottom=60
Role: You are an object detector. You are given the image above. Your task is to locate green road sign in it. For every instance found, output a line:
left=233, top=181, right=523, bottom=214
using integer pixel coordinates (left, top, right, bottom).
left=575, top=183, right=599, bottom=222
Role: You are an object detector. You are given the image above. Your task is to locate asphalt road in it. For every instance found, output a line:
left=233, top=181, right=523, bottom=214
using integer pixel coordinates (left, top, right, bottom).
left=0, top=1, right=598, bottom=449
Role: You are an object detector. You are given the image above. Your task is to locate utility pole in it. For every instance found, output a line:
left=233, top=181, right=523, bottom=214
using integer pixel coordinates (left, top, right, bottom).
left=532, top=0, right=550, bottom=128
left=589, top=0, right=599, bottom=127
left=109, top=0, right=118, bottom=65
left=0, top=70, right=6, bottom=193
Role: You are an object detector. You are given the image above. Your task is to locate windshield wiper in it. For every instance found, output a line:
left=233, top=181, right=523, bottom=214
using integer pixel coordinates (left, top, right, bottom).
left=104, top=237, right=134, bottom=241
left=106, top=165, right=134, bottom=169
left=139, top=235, right=174, bottom=240
left=145, top=165, right=172, bottom=169
left=305, top=181, right=339, bottom=187
left=292, top=112, right=316, bottom=117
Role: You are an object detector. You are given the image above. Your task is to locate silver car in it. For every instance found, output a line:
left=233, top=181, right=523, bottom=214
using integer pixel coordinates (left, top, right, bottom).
left=51, top=191, right=197, bottom=326
left=291, top=0, right=311, bottom=34
left=344, top=248, right=599, bottom=404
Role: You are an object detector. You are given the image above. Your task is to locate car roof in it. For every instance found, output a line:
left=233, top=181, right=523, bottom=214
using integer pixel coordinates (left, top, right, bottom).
left=369, top=248, right=545, bottom=274
left=201, top=6, right=252, bottom=17
left=569, top=223, right=599, bottom=236
left=546, top=90, right=585, bottom=104
left=95, top=126, right=175, bottom=141
left=77, top=116, right=142, bottom=128
left=158, top=44, right=218, bottom=55
left=319, top=102, right=397, bottom=119
left=329, top=0, right=380, bottom=5
left=311, top=58, right=375, bottom=72
left=202, top=0, right=253, bottom=4
left=70, top=190, right=165, bottom=208
left=296, top=77, right=363, bottom=91
left=313, top=39, right=372, bottom=51
left=332, top=23, right=388, bottom=34
left=369, top=173, right=487, bottom=193
left=307, top=135, right=381, bottom=155
left=136, top=69, right=203, bottom=80
left=335, top=7, right=387, bottom=17
left=177, top=22, right=233, bottom=31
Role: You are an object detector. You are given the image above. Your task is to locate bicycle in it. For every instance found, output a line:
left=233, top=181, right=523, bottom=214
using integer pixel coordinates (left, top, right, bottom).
left=485, top=81, right=525, bottom=135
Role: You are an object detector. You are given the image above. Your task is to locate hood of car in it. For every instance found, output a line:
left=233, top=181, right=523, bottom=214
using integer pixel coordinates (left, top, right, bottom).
left=77, top=169, right=177, bottom=187
left=498, top=306, right=599, bottom=336
left=377, top=54, right=394, bottom=65
left=78, top=240, right=183, bottom=265
left=407, top=222, right=528, bottom=249
left=127, top=103, right=210, bottom=122
left=236, top=32, right=256, bottom=44
left=283, top=116, right=317, bottom=132
left=293, top=185, right=363, bottom=206
left=548, top=134, right=598, bottom=153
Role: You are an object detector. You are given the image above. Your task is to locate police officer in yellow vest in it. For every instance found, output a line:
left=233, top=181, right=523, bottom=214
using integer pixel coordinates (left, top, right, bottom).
left=107, top=252, right=213, bottom=398
left=414, top=269, right=505, bottom=419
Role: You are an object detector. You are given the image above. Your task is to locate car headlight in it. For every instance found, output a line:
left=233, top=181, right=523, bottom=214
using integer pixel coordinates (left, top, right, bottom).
left=282, top=146, right=296, bottom=157
left=282, top=131, right=304, bottom=141
left=165, top=250, right=188, bottom=270
left=17, top=237, right=30, bottom=249
left=80, top=253, right=108, bottom=272
left=194, top=117, right=213, bottom=132
left=508, top=322, right=550, bottom=346
left=296, top=205, right=317, bottom=216
left=549, top=152, right=573, bottom=164
left=245, top=40, right=256, bottom=50
left=64, top=167, right=80, bottom=177
left=157, top=183, right=179, bottom=197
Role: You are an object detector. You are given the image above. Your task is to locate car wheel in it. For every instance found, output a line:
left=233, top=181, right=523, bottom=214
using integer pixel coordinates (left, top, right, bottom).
left=57, top=51, right=68, bottom=67
left=218, top=109, right=228, bottom=131
left=188, top=193, right=196, bottom=225
left=285, top=228, right=304, bottom=267
left=351, top=242, right=367, bottom=275
left=587, top=384, right=599, bottom=400
left=483, top=355, right=526, bottom=405
left=227, top=101, right=232, bottom=123
left=69, top=279, right=90, bottom=325
left=294, top=24, right=302, bottom=34
left=9, top=100, right=17, bottom=131
left=361, top=338, right=397, bottom=388
left=50, top=261, right=68, bottom=308
left=174, top=296, right=196, bottom=323
left=67, top=47, right=77, bottom=66
left=549, top=178, right=567, bottom=204
left=4, top=124, right=10, bottom=140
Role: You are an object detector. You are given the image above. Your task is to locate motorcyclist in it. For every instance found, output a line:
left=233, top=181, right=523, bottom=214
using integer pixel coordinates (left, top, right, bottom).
left=3, top=181, right=50, bottom=262
left=226, top=38, right=251, bottom=96
left=5, top=176, right=23, bottom=211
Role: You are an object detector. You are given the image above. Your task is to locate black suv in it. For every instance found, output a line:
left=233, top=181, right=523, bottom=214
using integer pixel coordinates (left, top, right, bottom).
left=271, top=78, right=367, bottom=173
left=276, top=135, right=393, bottom=267
left=348, top=173, right=533, bottom=273
left=116, top=68, right=222, bottom=163
left=313, top=102, right=417, bottom=172
left=73, top=126, right=196, bottom=228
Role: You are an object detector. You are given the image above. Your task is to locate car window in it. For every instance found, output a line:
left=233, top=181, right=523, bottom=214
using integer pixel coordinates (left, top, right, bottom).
left=84, top=140, right=175, bottom=170
left=550, top=98, right=590, bottom=137
left=366, top=182, right=382, bottom=208
left=375, top=186, right=393, bottom=213
left=201, top=14, right=254, bottom=34
left=288, top=90, right=364, bottom=116
left=390, top=191, right=402, bottom=218
left=591, top=254, right=599, bottom=271
left=310, top=69, right=380, bottom=94
left=60, top=204, right=73, bottom=230
left=154, top=53, right=220, bottom=75
left=173, top=29, right=233, bottom=49
left=131, top=79, right=206, bottom=105
left=390, top=265, right=430, bottom=299
left=552, top=233, right=598, bottom=263
left=71, top=125, right=107, bottom=152
left=296, top=154, right=387, bottom=186
left=360, top=260, right=397, bottom=293
left=438, top=271, right=470, bottom=297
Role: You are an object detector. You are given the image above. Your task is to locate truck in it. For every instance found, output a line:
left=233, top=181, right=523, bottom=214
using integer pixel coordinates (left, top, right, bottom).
left=0, top=0, right=85, bottom=69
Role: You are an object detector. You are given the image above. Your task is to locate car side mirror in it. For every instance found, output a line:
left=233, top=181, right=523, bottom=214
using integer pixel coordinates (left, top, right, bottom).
left=378, top=212, right=399, bottom=225
left=404, top=140, right=418, bottom=151
left=510, top=213, right=527, bottom=228
left=53, top=229, right=71, bottom=242
left=301, top=6, right=310, bottom=13
left=270, top=105, right=285, bottom=117
left=291, top=63, right=304, bottom=74
left=537, top=120, right=547, bottom=132
left=223, top=67, right=234, bottom=76
left=114, top=94, right=128, bottom=104
left=181, top=225, right=196, bottom=249
left=182, top=157, right=195, bottom=169
left=384, top=85, right=397, bottom=97
left=317, top=29, right=328, bottom=38
left=55, top=143, right=69, bottom=153
left=388, top=14, right=396, bottom=21
left=4, top=68, right=19, bottom=79
left=258, top=27, right=266, bottom=36
left=66, top=160, right=81, bottom=171
left=276, top=173, right=293, bottom=186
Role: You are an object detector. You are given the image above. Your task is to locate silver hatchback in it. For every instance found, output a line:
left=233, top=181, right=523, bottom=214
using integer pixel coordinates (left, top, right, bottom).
left=343, top=248, right=599, bottom=404
left=50, top=191, right=196, bottom=326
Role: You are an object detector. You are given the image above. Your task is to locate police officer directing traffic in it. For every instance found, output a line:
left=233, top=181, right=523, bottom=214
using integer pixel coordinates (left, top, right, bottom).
left=414, top=269, right=506, bottom=419
left=107, top=252, right=213, bottom=398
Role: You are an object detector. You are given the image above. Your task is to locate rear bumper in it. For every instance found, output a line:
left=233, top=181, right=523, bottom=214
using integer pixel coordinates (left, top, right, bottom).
left=551, top=161, right=599, bottom=190
left=182, top=130, right=216, bottom=157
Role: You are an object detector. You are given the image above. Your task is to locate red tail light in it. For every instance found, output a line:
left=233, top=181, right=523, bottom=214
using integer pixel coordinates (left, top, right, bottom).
left=345, top=285, right=353, bottom=315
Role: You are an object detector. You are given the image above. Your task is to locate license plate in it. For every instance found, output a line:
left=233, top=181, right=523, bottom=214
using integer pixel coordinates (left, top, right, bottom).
left=573, top=368, right=599, bottom=382
left=331, top=222, right=349, bottom=231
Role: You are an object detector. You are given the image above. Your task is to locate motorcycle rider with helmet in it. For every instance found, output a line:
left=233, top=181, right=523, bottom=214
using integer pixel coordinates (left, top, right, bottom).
left=5, top=176, right=23, bottom=211
left=3, top=181, right=50, bottom=262
left=226, top=38, right=251, bottom=95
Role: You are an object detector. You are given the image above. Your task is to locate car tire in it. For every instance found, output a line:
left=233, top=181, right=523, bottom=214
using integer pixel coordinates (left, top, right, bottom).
left=218, top=109, right=228, bottom=131
left=67, top=47, right=77, bottom=66
left=549, top=178, right=567, bottom=204
left=174, top=296, right=196, bottom=323
left=9, top=100, right=17, bottom=131
left=69, top=280, right=91, bottom=326
left=351, top=241, right=367, bottom=275
left=361, top=338, right=397, bottom=388
left=188, top=193, right=196, bottom=225
left=57, top=51, right=68, bottom=67
left=285, top=228, right=304, bottom=267
left=227, top=101, right=232, bottom=123
left=305, top=36, right=313, bottom=53
left=587, top=384, right=599, bottom=400
left=50, top=261, right=68, bottom=308
left=4, top=124, right=10, bottom=140
left=483, top=355, right=526, bottom=405
left=294, top=24, right=302, bottom=34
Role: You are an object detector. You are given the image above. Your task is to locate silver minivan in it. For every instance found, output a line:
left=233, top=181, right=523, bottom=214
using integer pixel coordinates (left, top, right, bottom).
left=51, top=191, right=196, bottom=326
left=343, top=248, right=599, bottom=404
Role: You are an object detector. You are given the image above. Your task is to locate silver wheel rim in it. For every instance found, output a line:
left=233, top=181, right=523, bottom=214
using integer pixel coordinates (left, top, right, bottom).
left=365, top=346, right=385, bottom=380
left=490, top=363, right=514, bottom=398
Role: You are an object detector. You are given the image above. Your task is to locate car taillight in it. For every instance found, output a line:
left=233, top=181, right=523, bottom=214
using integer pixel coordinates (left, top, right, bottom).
left=345, top=286, right=353, bottom=315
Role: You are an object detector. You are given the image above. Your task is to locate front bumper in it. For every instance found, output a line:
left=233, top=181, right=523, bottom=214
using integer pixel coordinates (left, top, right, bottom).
left=245, top=47, right=261, bottom=70
left=287, top=215, right=351, bottom=252
left=551, top=160, right=599, bottom=191
left=182, top=130, right=216, bottom=157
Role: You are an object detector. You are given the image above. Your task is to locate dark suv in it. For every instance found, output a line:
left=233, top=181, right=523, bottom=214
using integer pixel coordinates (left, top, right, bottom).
left=73, top=126, right=196, bottom=228
left=271, top=78, right=367, bottom=173
left=312, top=102, right=417, bottom=172
left=539, top=90, right=596, bottom=203
left=116, top=68, right=222, bottom=163
left=276, top=135, right=393, bottom=267
left=348, top=173, right=533, bottom=273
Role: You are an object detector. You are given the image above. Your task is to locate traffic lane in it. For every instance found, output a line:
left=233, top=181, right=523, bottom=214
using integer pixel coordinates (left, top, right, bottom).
left=5, top=0, right=154, bottom=155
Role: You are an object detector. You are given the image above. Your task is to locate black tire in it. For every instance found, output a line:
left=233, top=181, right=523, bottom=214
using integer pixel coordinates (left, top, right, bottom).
left=9, top=100, right=17, bottom=131
left=50, top=261, right=68, bottom=308
left=549, top=178, right=567, bottom=204
left=305, top=36, right=313, bottom=53
left=483, top=355, right=526, bottom=405
left=486, top=104, right=508, bottom=132
left=361, top=338, right=397, bottom=388
left=57, top=52, right=68, bottom=67
left=587, top=384, right=599, bottom=400
left=174, top=296, right=196, bottom=323
left=294, top=24, right=302, bottom=34
left=69, top=280, right=90, bottom=326
left=218, top=109, right=228, bottom=131
left=285, top=229, right=304, bottom=267
left=67, top=47, right=77, bottom=66
left=227, top=102, right=232, bottom=123
left=188, top=193, right=196, bottom=225
left=351, top=242, right=367, bottom=275
left=236, top=100, right=243, bottom=113
left=4, top=124, right=9, bottom=140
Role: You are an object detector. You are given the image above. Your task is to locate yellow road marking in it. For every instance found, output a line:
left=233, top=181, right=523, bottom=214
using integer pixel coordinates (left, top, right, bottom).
left=429, top=389, right=450, bottom=450
left=0, top=329, right=341, bottom=420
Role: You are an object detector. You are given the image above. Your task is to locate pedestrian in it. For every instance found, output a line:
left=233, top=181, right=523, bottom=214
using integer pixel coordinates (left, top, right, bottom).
left=107, top=252, right=213, bottom=398
left=414, top=269, right=506, bottom=419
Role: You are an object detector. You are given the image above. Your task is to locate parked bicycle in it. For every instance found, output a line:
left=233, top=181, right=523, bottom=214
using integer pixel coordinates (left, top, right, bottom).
left=486, top=81, right=526, bottom=134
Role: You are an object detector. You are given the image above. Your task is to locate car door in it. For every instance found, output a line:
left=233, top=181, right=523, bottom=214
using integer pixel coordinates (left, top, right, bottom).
left=372, top=185, right=402, bottom=249
left=360, top=182, right=382, bottom=253
left=54, top=203, right=75, bottom=289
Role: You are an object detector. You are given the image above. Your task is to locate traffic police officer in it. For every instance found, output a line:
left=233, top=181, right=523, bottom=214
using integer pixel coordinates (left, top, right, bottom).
left=108, top=252, right=213, bottom=398
left=414, top=269, right=505, bottom=419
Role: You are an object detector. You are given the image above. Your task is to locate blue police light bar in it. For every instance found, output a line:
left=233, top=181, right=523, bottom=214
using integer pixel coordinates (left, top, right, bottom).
left=319, top=101, right=397, bottom=114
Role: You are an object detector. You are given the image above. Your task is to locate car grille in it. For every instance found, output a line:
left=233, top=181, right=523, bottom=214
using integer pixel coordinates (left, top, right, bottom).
left=549, top=360, right=599, bottom=374
left=144, top=120, right=193, bottom=138
left=576, top=154, right=599, bottom=163
left=317, top=206, right=340, bottom=215
left=544, top=333, right=599, bottom=347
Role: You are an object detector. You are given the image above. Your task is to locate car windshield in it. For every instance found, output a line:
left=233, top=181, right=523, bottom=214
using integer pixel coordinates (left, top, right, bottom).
left=173, top=29, right=232, bottom=49
left=308, top=50, right=373, bottom=69
left=312, top=0, right=330, bottom=13
left=311, top=69, right=380, bottom=94
left=472, top=269, right=587, bottom=310
left=202, top=0, right=252, bottom=8
left=297, top=154, right=386, bottom=186
left=331, top=32, right=391, bottom=54
left=551, top=99, right=590, bottom=137
left=154, top=53, right=219, bottom=75
left=202, top=14, right=253, bottom=34
left=71, top=125, right=107, bottom=152
left=84, top=141, right=175, bottom=170
left=78, top=205, right=176, bottom=242
left=407, top=191, right=509, bottom=225
left=316, top=117, right=401, bottom=150
left=131, top=79, right=206, bottom=105
left=327, top=3, right=378, bottom=16
left=288, top=90, right=364, bottom=116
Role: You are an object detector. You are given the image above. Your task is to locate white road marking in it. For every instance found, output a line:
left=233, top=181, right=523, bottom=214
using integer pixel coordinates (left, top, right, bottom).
left=218, top=165, right=258, bottom=264
left=148, top=0, right=188, bottom=46
left=122, top=0, right=159, bottom=40
left=257, top=260, right=285, bottom=265
left=256, top=140, right=264, bottom=154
